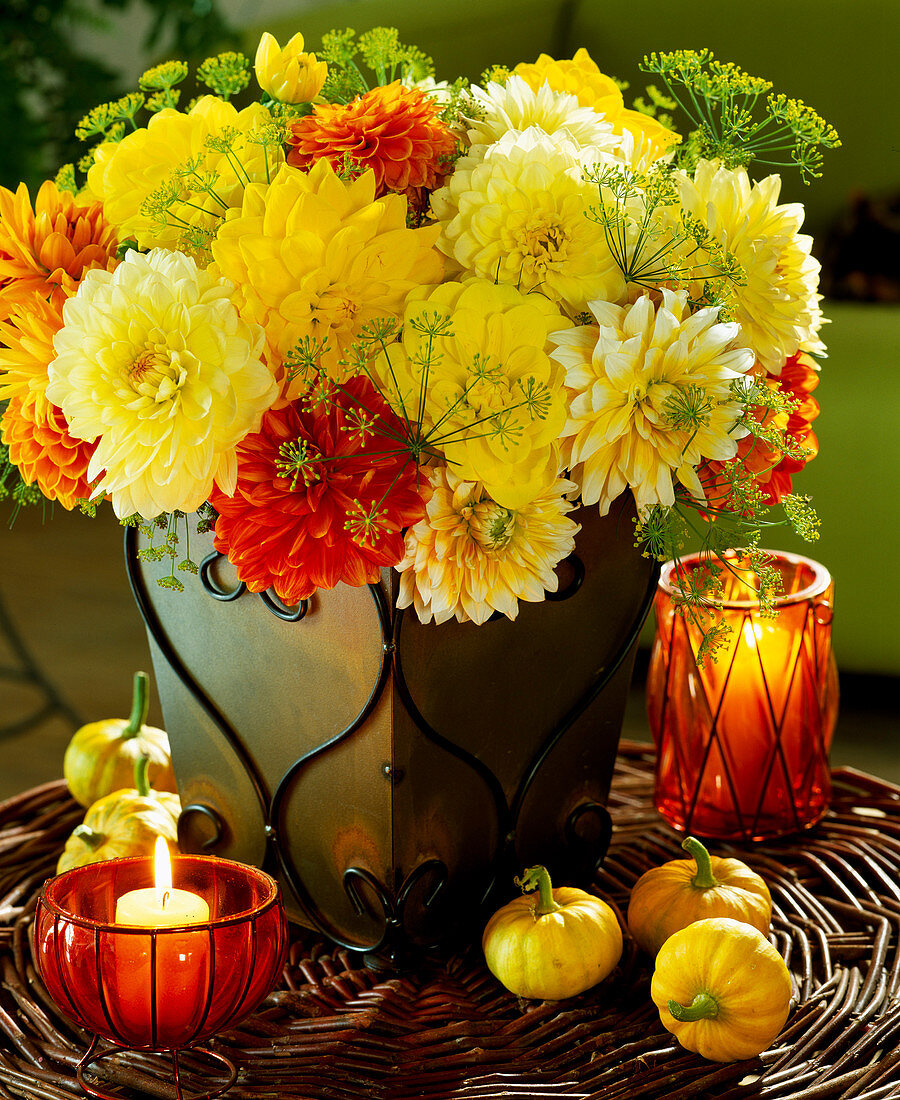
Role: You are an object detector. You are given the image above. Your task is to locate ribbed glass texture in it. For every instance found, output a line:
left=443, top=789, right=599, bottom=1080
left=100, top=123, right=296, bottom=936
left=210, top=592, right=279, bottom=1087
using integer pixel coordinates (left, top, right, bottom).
left=647, top=550, right=839, bottom=841
left=33, top=855, right=288, bottom=1050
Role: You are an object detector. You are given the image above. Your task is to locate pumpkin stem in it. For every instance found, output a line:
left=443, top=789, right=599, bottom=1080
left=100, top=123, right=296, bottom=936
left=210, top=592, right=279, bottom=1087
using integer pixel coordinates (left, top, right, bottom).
left=667, top=992, right=720, bottom=1022
left=124, top=671, right=150, bottom=738
left=683, top=836, right=719, bottom=890
left=516, top=865, right=561, bottom=916
left=72, top=824, right=107, bottom=851
left=134, top=754, right=152, bottom=798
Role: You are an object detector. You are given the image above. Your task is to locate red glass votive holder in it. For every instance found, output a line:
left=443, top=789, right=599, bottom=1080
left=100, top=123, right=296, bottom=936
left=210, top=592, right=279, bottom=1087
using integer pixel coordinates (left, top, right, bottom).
left=34, top=854, right=288, bottom=1099
left=647, top=550, right=839, bottom=842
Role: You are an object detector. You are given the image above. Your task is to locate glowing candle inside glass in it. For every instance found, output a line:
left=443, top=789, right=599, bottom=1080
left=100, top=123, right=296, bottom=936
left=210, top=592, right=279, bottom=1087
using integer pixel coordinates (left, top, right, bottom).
left=115, top=838, right=209, bottom=927
left=110, top=839, right=212, bottom=1047
left=648, top=551, right=838, bottom=841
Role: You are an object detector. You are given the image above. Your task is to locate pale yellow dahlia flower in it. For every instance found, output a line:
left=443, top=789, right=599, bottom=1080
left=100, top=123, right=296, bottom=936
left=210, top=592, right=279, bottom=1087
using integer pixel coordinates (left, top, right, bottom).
left=85, top=97, right=276, bottom=254
left=465, top=75, right=618, bottom=153
left=397, top=466, right=581, bottom=625
left=675, top=160, right=825, bottom=373
left=46, top=249, right=277, bottom=519
left=371, top=278, right=571, bottom=510
left=513, top=49, right=680, bottom=171
left=210, top=159, right=443, bottom=389
left=254, top=31, right=327, bottom=104
left=431, top=127, right=625, bottom=314
left=550, top=289, right=754, bottom=516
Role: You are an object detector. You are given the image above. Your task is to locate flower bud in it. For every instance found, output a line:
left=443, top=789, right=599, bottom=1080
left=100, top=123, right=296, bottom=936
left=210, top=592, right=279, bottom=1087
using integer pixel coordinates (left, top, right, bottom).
left=254, top=31, right=327, bottom=104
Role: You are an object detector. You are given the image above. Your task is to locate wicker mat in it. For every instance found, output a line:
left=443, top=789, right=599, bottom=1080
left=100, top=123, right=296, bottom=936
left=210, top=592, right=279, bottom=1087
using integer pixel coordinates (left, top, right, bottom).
left=1, top=742, right=899, bottom=1100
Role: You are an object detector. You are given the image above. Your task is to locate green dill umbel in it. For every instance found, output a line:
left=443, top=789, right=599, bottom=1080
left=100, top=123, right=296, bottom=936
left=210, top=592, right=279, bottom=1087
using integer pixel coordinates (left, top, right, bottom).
left=640, top=49, right=840, bottom=182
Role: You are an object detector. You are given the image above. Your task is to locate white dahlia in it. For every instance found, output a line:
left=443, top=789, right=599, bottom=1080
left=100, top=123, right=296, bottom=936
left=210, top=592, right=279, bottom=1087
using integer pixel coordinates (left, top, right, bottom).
left=431, top=126, right=625, bottom=314
left=46, top=248, right=277, bottom=519
left=465, top=75, right=618, bottom=153
left=676, top=159, right=825, bottom=373
left=550, top=289, right=754, bottom=516
left=397, top=466, right=581, bottom=625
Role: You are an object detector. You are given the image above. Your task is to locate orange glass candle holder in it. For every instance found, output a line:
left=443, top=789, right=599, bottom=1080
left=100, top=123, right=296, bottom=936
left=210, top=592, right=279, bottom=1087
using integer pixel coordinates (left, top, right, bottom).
left=34, top=854, right=288, bottom=1100
left=647, top=550, right=838, bottom=842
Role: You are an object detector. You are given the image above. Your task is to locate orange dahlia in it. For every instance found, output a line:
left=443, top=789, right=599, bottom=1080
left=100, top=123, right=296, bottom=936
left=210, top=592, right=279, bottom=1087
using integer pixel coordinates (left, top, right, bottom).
left=287, top=81, right=458, bottom=214
left=700, top=353, right=821, bottom=508
left=210, top=376, right=429, bottom=605
left=0, top=289, right=98, bottom=509
left=0, top=292, right=65, bottom=404
left=1, top=393, right=97, bottom=510
left=0, top=181, right=119, bottom=319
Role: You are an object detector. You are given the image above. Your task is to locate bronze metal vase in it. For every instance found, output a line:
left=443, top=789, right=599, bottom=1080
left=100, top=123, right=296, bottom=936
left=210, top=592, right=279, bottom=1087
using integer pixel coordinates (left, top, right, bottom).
left=127, top=496, right=656, bottom=960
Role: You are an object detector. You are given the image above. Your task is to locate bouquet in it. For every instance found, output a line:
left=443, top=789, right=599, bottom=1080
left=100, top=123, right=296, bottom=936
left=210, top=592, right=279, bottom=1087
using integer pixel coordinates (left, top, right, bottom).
left=0, top=30, right=838, bottom=652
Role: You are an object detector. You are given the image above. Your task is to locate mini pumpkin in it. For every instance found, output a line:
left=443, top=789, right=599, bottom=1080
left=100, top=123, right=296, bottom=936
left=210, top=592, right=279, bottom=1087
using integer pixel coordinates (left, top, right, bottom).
left=63, top=671, right=176, bottom=808
left=627, top=836, right=772, bottom=955
left=57, top=755, right=181, bottom=873
left=651, top=917, right=793, bottom=1062
left=482, top=865, right=623, bottom=1001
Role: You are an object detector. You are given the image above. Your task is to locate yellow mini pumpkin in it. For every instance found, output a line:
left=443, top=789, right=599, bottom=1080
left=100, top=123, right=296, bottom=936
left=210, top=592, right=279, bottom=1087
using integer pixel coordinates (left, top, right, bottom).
left=627, top=836, right=772, bottom=955
left=482, top=865, right=623, bottom=1001
left=651, top=917, right=793, bottom=1062
left=63, top=671, right=176, bottom=808
left=57, top=755, right=181, bottom=873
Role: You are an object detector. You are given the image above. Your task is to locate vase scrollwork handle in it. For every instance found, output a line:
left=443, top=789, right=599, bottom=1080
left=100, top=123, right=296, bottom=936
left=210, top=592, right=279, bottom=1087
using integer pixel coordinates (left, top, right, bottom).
left=259, top=590, right=309, bottom=622
left=178, top=802, right=226, bottom=853
left=545, top=553, right=585, bottom=603
left=199, top=551, right=246, bottom=602
left=563, top=800, right=613, bottom=877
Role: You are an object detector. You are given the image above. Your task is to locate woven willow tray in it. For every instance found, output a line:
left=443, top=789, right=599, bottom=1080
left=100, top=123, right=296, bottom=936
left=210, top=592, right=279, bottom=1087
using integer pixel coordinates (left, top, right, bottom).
left=1, top=742, right=899, bottom=1100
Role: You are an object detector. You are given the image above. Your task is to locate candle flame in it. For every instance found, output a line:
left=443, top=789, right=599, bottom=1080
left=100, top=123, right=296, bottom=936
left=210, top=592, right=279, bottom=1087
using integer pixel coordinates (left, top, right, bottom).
left=154, top=837, right=173, bottom=907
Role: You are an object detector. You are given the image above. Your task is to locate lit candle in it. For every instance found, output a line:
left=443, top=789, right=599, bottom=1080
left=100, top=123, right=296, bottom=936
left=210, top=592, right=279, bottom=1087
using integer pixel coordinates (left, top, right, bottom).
left=109, top=838, right=212, bottom=1048
left=115, top=838, right=209, bottom=926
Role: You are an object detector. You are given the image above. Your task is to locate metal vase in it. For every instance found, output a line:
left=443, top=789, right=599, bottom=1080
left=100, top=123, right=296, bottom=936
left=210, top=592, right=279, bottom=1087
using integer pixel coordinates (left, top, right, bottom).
left=126, top=496, right=657, bottom=959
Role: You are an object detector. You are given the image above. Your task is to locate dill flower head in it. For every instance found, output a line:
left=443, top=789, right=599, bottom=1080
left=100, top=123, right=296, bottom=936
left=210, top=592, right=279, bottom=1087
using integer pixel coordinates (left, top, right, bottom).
left=465, top=75, right=618, bottom=152
left=287, top=81, right=458, bottom=209
left=369, top=277, right=571, bottom=511
left=86, top=96, right=277, bottom=254
left=0, top=181, right=119, bottom=318
left=254, top=31, right=327, bottom=104
left=396, top=465, right=581, bottom=625
left=45, top=248, right=277, bottom=519
left=1, top=393, right=97, bottom=510
left=430, top=127, right=625, bottom=314
left=675, top=159, right=825, bottom=373
left=513, top=48, right=680, bottom=170
left=210, top=159, right=444, bottom=387
left=549, top=288, right=754, bottom=516
left=209, top=377, right=429, bottom=605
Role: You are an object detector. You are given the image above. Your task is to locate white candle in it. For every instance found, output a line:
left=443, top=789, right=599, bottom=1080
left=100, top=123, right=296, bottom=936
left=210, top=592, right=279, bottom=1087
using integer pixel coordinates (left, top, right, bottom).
left=114, top=838, right=209, bottom=926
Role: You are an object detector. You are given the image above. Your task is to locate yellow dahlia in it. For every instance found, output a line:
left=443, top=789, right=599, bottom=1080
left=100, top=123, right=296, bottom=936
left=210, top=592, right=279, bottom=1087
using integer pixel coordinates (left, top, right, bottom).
left=466, top=75, right=617, bottom=153
left=549, top=289, right=754, bottom=515
left=86, top=96, right=277, bottom=254
left=45, top=248, right=277, bottom=519
left=370, top=278, right=570, bottom=510
left=210, top=159, right=444, bottom=388
left=675, top=160, right=825, bottom=373
left=513, top=49, right=680, bottom=169
left=431, top=127, right=625, bottom=314
left=397, top=466, right=581, bottom=625
left=0, top=180, right=118, bottom=318
left=254, top=31, right=327, bottom=104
